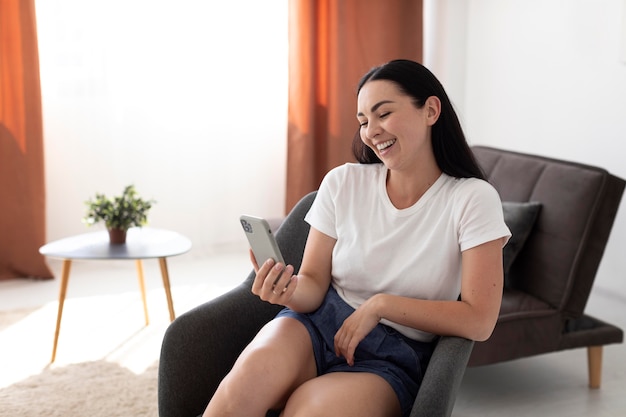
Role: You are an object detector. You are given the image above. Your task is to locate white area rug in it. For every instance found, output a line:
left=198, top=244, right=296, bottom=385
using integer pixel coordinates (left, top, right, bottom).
left=0, top=360, right=158, bottom=417
left=0, top=302, right=165, bottom=417
left=0, top=253, right=250, bottom=416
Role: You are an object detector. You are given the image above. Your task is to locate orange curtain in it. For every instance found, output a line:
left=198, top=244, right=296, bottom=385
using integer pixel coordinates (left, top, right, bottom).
left=0, top=0, right=53, bottom=280
left=286, top=0, right=423, bottom=211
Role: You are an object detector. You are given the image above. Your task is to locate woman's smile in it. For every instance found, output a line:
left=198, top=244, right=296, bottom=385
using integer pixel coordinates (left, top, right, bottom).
left=376, top=139, right=396, bottom=152
left=375, top=138, right=397, bottom=159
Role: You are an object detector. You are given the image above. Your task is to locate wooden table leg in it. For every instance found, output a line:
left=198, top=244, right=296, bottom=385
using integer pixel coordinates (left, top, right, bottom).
left=135, top=260, right=150, bottom=326
left=588, top=345, right=603, bottom=389
left=51, top=259, right=72, bottom=363
left=158, top=257, right=176, bottom=322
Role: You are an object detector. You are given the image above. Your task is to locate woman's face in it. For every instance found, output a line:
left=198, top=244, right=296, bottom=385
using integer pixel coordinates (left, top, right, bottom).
left=356, top=80, right=439, bottom=172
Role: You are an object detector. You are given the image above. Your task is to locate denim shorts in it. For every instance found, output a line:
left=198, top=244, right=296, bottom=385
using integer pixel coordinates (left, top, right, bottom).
left=275, top=286, right=434, bottom=417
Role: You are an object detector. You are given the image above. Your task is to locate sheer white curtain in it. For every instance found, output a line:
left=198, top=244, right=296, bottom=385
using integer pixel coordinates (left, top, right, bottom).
left=36, top=0, right=289, bottom=251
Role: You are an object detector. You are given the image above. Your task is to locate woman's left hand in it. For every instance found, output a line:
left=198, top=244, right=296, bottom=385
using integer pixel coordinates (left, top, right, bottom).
left=333, top=295, right=382, bottom=366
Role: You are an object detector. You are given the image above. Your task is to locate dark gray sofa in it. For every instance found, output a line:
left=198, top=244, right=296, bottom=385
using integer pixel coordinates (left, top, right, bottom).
left=470, top=146, right=624, bottom=388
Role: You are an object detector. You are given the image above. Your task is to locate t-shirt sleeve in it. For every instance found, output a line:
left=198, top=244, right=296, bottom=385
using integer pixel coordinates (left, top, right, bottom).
left=304, top=166, right=342, bottom=239
left=458, top=180, right=511, bottom=252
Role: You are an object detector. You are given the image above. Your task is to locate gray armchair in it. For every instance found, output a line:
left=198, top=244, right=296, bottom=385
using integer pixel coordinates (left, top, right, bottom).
left=158, top=191, right=474, bottom=417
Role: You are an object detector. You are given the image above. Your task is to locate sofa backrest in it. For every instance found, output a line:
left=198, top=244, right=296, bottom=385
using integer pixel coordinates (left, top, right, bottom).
left=473, top=146, right=625, bottom=319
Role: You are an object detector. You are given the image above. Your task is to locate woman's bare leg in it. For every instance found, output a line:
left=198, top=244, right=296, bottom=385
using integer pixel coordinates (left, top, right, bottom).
left=203, top=317, right=317, bottom=417
left=282, top=372, right=402, bottom=417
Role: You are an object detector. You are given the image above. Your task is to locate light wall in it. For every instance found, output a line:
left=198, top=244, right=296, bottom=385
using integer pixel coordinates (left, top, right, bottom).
left=36, top=0, right=288, bottom=255
left=426, top=0, right=626, bottom=297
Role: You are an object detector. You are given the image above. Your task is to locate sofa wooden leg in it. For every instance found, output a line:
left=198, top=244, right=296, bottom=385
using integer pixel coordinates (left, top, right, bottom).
left=587, top=345, right=603, bottom=389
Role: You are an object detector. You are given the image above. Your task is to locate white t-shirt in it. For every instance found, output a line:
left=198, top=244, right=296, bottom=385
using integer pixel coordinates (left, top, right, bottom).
left=305, top=163, right=511, bottom=342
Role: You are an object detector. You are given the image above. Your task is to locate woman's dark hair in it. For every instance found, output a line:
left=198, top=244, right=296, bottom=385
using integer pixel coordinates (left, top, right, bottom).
left=352, top=59, right=485, bottom=180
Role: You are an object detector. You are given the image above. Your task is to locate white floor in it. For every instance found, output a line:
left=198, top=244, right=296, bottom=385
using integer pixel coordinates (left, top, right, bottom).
left=0, top=249, right=624, bottom=416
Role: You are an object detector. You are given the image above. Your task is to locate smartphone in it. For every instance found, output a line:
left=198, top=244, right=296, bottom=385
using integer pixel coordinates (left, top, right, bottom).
left=239, top=215, right=285, bottom=266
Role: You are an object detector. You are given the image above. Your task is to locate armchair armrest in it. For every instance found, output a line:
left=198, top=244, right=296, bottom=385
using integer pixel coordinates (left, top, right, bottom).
left=410, top=336, right=474, bottom=417
left=158, top=275, right=282, bottom=417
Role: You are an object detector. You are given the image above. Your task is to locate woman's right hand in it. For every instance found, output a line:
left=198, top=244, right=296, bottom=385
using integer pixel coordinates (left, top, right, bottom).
left=250, top=249, right=298, bottom=305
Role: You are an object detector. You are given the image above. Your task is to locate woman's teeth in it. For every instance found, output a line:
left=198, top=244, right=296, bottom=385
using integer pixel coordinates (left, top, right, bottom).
left=377, top=139, right=396, bottom=151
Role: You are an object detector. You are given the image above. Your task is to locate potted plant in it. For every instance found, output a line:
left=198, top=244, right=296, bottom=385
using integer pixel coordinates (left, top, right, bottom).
left=83, top=185, right=155, bottom=244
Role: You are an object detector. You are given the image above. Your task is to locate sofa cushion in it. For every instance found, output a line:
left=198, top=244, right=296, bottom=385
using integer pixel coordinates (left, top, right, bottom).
left=502, top=201, right=542, bottom=276
left=470, top=288, right=562, bottom=366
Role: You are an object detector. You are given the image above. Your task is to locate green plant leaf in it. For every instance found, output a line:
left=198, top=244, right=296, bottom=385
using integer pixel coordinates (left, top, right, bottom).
left=83, top=185, right=155, bottom=230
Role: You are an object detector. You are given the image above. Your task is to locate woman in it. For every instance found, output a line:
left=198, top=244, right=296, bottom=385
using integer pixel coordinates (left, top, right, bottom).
left=203, top=59, right=510, bottom=417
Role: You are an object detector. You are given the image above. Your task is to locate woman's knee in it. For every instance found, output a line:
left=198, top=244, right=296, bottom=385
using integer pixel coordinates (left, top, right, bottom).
left=282, top=373, right=401, bottom=417
left=238, top=317, right=316, bottom=375
left=213, top=318, right=317, bottom=408
left=205, top=342, right=304, bottom=417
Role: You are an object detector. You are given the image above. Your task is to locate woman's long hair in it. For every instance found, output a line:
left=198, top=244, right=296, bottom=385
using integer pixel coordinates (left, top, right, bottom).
left=352, top=59, right=485, bottom=180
